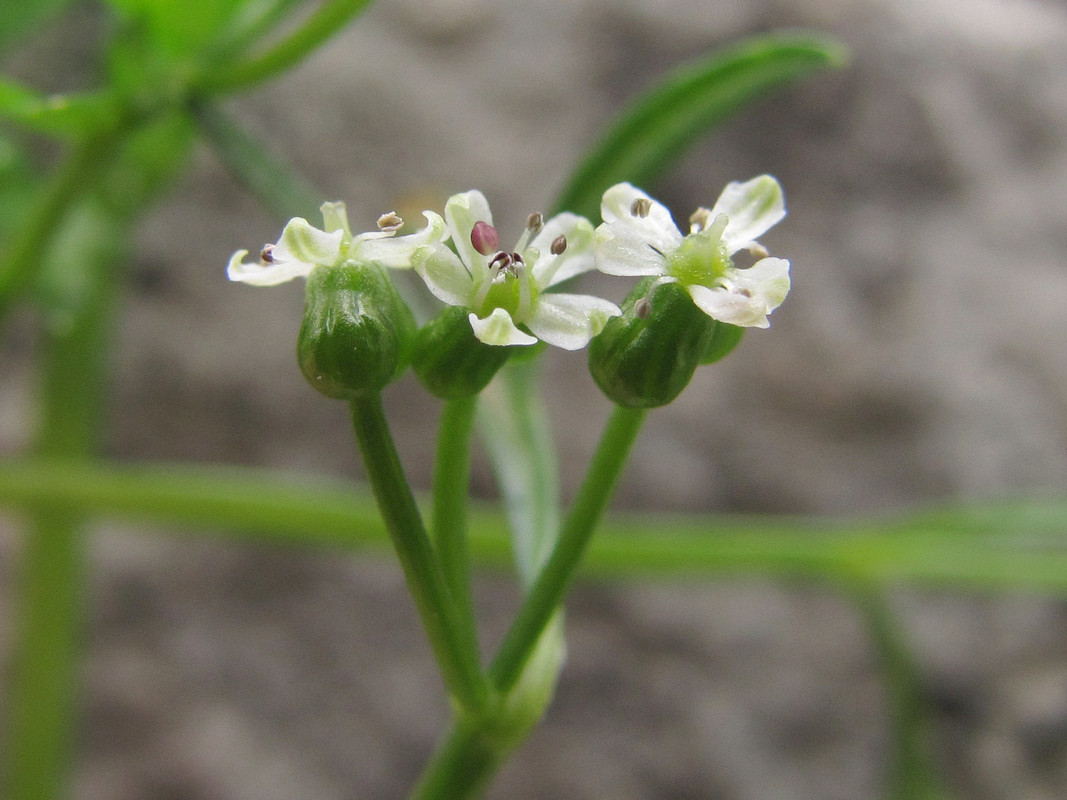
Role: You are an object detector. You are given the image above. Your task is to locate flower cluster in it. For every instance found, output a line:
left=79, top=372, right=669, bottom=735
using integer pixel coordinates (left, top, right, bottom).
left=227, top=177, right=791, bottom=400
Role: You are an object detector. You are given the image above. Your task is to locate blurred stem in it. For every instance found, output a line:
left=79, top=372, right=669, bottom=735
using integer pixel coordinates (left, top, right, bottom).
left=409, top=715, right=506, bottom=800
left=432, top=395, right=480, bottom=658
left=0, top=127, right=121, bottom=321
left=852, top=587, right=951, bottom=800
left=5, top=210, right=124, bottom=800
left=349, top=395, right=490, bottom=714
left=193, top=0, right=376, bottom=94
left=489, top=404, right=646, bottom=693
left=193, top=102, right=322, bottom=221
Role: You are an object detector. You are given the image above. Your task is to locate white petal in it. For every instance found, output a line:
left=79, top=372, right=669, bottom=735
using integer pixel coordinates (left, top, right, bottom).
left=412, top=243, right=477, bottom=307
left=728, top=257, right=791, bottom=310
left=685, top=257, right=790, bottom=329
left=709, top=175, right=786, bottom=254
left=686, top=284, right=771, bottom=328
left=226, top=249, right=313, bottom=286
left=274, top=217, right=344, bottom=267
left=469, top=308, right=537, bottom=347
left=599, top=183, right=683, bottom=253
left=526, top=293, right=622, bottom=350
left=593, top=222, right=670, bottom=277
left=529, top=213, right=595, bottom=288
left=445, top=190, right=494, bottom=274
left=353, top=211, right=447, bottom=269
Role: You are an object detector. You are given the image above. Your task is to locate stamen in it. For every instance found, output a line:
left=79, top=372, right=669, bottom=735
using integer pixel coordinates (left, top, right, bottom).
left=634, top=297, right=652, bottom=319
left=260, top=244, right=276, bottom=263
left=471, top=221, right=501, bottom=256
left=488, top=250, right=513, bottom=273
left=377, top=211, right=404, bottom=232
left=630, top=197, right=652, bottom=218
left=526, top=213, right=544, bottom=236
left=550, top=235, right=567, bottom=255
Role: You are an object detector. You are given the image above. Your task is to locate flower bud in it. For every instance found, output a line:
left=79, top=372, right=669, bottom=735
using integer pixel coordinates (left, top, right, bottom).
left=588, top=278, right=716, bottom=408
left=411, top=306, right=515, bottom=398
left=297, top=261, right=415, bottom=399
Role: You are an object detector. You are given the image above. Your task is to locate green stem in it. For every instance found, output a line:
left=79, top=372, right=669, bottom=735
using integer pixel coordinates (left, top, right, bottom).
left=5, top=205, right=122, bottom=800
left=489, top=404, right=647, bottom=693
left=432, top=395, right=480, bottom=654
left=409, top=717, right=505, bottom=800
left=0, top=127, right=121, bottom=320
left=348, top=395, right=489, bottom=713
left=853, top=587, right=951, bottom=800
left=193, top=0, right=376, bottom=94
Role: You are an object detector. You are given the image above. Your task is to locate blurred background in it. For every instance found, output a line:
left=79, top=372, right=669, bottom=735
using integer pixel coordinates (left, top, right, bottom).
left=2, top=0, right=1067, bottom=797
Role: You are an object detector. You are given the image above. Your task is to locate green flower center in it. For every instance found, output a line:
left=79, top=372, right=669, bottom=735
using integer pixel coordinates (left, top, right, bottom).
left=472, top=252, right=540, bottom=323
left=667, top=228, right=733, bottom=289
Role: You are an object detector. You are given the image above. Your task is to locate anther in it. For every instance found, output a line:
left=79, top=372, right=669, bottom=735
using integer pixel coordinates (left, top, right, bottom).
left=377, top=211, right=404, bottom=232
left=526, top=212, right=544, bottom=236
left=634, top=297, right=652, bottom=319
left=471, top=221, right=500, bottom=256
left=550, top=235, right=567, bottom=255
left=689, top=208, right=710, bottom=233
left=260, top=244, right=276, bottom=263
left=630, top=198, right=652, bottom=218
left=488, top=250, right=513, bottom=272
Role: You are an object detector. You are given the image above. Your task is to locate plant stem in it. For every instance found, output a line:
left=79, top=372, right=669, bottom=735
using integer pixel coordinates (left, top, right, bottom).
left=193, top=0, right=376, bottom=94
left=349, top=395, right=489, bottom=714
left=853, top=587, right=951, bottom=800
left=489, top=404, right=647, bottom=693
left=5, top=204, right=123, bottom=800
left=432, top=395, right=480, bottom=655
left=409, top=716, right=505, bottom=800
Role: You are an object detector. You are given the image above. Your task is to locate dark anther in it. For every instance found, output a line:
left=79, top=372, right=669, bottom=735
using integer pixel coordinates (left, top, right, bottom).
left=550, top=235, right=567, bottom=255
left=634, top=297, right=652, bottom=319
left=526, top=212, right=544, bottom=235
left=260, top=244, right=276, bottom=263
left=630, top=198, right=652, bottom=218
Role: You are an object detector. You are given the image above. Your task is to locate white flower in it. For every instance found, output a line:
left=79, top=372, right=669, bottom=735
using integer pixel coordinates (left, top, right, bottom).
left=227, top=202, right=446, bottom=286
left=594, top=176, right=791, bottom=328
left=412, top=190, right=621, bottom=349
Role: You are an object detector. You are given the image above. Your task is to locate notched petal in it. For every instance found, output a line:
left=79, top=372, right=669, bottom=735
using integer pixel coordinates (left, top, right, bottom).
left=711, top=175, right=786, bottom=254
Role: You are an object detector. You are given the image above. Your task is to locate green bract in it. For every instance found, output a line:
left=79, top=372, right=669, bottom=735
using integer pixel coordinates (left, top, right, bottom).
left=588, top=277, right=716, bottom=408
left=297, top=260, right=416, bottom=399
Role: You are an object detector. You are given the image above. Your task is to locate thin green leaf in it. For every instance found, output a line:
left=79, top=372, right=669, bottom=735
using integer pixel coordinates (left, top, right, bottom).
left=194, top=101, right=323, bottom=221
left=479, top=358, right=561, bottom=588
left=3, top=459, right=1067, bottom=592
left=193, top=0, right=376, bottom=95
left=553, top=32, right=847, bottom=218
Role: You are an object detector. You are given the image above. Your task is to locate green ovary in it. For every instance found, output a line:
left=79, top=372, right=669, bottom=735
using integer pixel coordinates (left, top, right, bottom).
left=667, top=231, right=732, bottom=289
left=477, top=273, right=538, bottom=322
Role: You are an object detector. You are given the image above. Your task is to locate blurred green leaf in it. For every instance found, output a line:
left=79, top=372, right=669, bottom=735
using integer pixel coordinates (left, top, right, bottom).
left=553, top=32, right=846, bottom=218
left=480, top=358, right=561, bottom=588
left=193, top=101, right=322, bottom=220
left=0, top=0, right=76, bottom=55
left=0, top=80, right=122, bottom=137
left=105, top=0, right=248, bottom=57
left=3, top=458, right=1067, bottom=593
left=193, top=0, right=375, bottom=94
